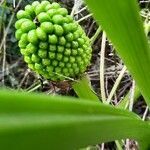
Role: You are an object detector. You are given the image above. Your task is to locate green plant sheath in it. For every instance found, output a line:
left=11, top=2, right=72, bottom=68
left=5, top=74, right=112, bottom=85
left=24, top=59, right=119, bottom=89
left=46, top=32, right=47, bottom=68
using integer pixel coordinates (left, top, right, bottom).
left=0, top=90, right=149, bottom=150
left=85, top=0, right=150, bottom=108
left=72, top=75, right=99, bottom=102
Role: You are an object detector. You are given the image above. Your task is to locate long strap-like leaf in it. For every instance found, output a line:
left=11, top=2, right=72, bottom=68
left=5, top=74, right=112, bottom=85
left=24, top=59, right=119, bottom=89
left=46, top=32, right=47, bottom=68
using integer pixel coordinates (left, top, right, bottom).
left=85, top=0, right=150, bottom=108
left=0, top=90, right=149, bottom=150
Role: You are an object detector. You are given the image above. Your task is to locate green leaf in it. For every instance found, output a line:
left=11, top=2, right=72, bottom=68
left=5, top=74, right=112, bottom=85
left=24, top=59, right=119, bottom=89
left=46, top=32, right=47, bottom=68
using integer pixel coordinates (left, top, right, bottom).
left=85, top=0, right=150, bottom=108
left=0, top=90, right=150, bottom=150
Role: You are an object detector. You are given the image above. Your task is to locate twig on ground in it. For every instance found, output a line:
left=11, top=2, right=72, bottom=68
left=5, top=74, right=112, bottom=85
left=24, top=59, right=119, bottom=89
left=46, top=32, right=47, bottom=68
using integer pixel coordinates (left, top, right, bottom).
left=74, top=6, right=87, bottom=15
left=77, top=14, right=92, bottom=23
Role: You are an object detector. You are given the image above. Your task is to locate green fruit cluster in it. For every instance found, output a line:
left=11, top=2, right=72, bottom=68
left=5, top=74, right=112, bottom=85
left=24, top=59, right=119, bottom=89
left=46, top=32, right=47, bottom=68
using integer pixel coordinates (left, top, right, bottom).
left=15, top=1, right=92, bottom=81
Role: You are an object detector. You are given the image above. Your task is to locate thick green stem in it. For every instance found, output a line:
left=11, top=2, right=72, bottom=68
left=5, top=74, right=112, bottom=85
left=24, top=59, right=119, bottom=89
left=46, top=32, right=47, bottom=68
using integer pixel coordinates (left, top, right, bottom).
left=72, top=74, right=99, bottom=102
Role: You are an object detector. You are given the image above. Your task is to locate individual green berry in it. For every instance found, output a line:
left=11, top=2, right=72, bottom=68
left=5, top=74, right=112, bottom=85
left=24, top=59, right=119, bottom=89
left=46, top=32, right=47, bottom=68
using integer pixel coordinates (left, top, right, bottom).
left=49, top=52, right=55, bottom=59
left=38, top=49, right=47, bottom=58
left=66, top=63, right=71, bottom=68
left=20, top=49, right=26, bottom=55
left=69, top=68, right=74, bottom=75
left=82, top=44, right=88, bottom=51
left=26, top=43, right=37, bottom=53
left=70, top=56, right=75, bottom=63
left=63, top=23, right=72, bottom=33
left=15, top=18, right=29, bottom=29
left=18, top=40, right=27, bottom=48
left=24, top=56, right=32, bottom=64
left=62, top=68, right=69, bottom=76
left=42, top=59, right=51, bottom=66
left=54, top=24, right=64, bottom=36
left=59, top=62, right=65, bottom=68
left=70, top=22, right=78, bottom=31
left=35, top=63, right=43, bottom=70
left=72, top=41, right=79, bottom=48
left=87, top=54, right=92, bottom=61
left=41, top=1, right=50, bottom=7
left=45, top=4, right=52, bottom=11
left=72, top=63, right=78, bottom=69
left=79, top=65, right=85, bottom=73
left=84, top=36, right=90, bottom=43
left=74, top=67, right=80, bottom=74
left=17, top=10, right=31, bottom=20
left=79, top=61, right=84, bottom=66
left=37, top=12, right=50, bottom=23
left=55, top=67, right=62, bottom=73
left=35, top=4, right=45, bottom=15
left=78, top=29, right=84, bottom=36
left=63, top=56, right=69, bottom=62
left=77, top=38, right=85, bottom=46
left=84, top=58, right=89, bottom=64
left=23, top=48, right=31, bottom=56
left=32, top=1, right=40, bottom=9
left=88, top=47, right=92, bottom=53
left=56, top=53, right=63, bottom=61
left=73, top=31, right=80, bottom=40
left=51, top=2, right=60, bottom=9
left=47, top=9, right=57, bottom=17
left=21, top=20, right=36, bottom=33
left=39, top=41, right=48, bottom=49
left=28, top=64, right=35, bottom=70
left=77, top=55, right=82, bottom=61
left=15, top=29, right=23, bottom=40
left=36, top=27, right=47, bottom=41
left=25, top=5, right=35, bottom=18
left=41, top=22, right=54, bottom=34
left=28, top=29, right=38, bottom=44
left=57, top=8, right=68, bottom=16
left=31, top=54, right=41, bottom=63
left=66, top=15, right=73, bottom=22
left=72, top=49, right=78, bottom=56
left=58, top=36, right=66, bottom=45
left=48, top=35, right=58, bottom=44
left=49, top=45, right=57, bottom=52
left=64, top=48, right=71, bottom=56
left=82, top=53, right=87, bottom=59
left=78, top=48, right=84, bottom=55
left=46, top=66, right=54, bottom=73
left=37, top=69, right=45, bottom=75
left=52, top=15, right=64, bottom=24
left=65, top=42, right=71, bottom=48
left=57, top=46, right=64, bottom=52
left=52, top=60, right=58, bottom=67
left=65, top=33, right=74, bottom=41
left=19, top=33, right=28, bottom=48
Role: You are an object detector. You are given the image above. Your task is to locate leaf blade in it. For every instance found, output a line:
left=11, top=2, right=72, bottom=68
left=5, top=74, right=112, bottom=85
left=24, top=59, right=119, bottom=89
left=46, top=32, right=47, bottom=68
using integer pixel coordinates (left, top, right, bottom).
left=85, top=0, right=150, bottom=107
left=0, top=90, right=149, bottom=150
